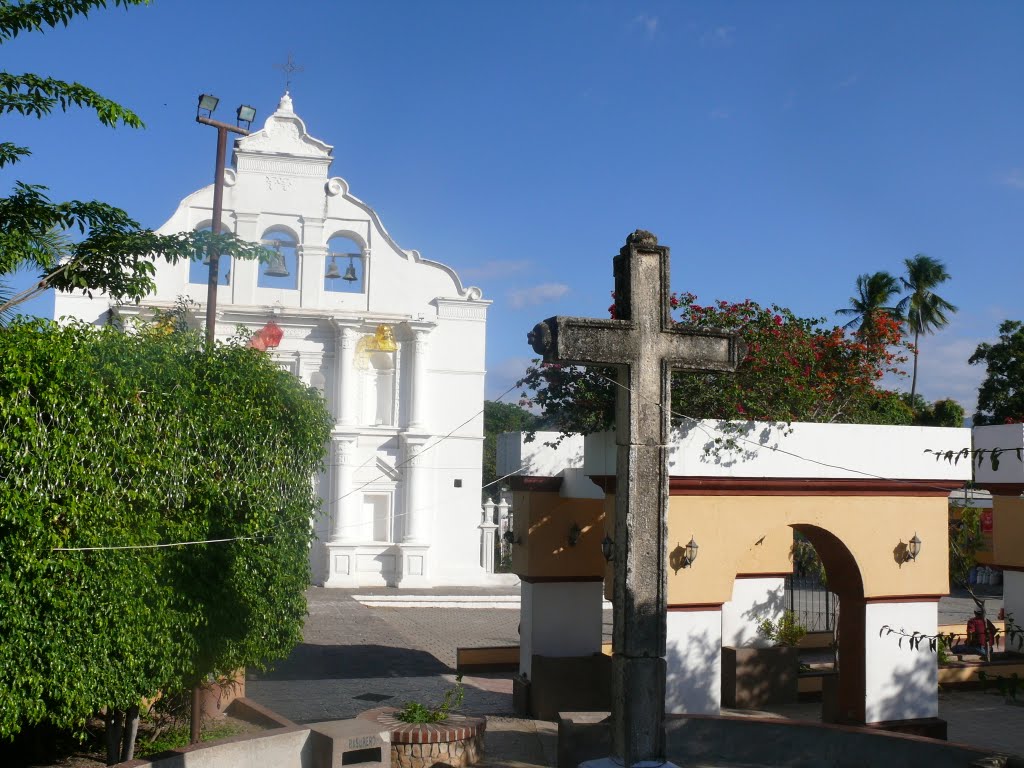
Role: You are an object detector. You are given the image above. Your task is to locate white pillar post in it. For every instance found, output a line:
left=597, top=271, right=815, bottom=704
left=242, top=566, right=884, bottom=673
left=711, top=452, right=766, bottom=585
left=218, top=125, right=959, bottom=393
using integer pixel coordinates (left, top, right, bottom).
left=409, top=328, right=430, bottom=431
left=329, top=435, right=359, bottom=542
left=400, top=433, right=430, bottom=543
left=665, top=607, right=723, bottom=715
left=334, top=324, right=358, bottom=427
left=480, top=500, right=498, bottom=573
left=230, top=211, right=260, bottom=305
left=864, top=600, right=938, bottom=723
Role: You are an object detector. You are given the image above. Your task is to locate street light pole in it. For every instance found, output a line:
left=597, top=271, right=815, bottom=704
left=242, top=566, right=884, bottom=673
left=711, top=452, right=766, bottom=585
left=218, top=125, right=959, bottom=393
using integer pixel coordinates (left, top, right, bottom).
left=195, top=96, right=255, bottom=345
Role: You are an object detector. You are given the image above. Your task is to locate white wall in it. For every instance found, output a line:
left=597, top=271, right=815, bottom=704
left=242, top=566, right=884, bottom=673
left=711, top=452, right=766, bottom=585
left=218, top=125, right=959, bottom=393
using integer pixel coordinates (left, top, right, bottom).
left=721, top=577, right=785, bottom=649
left=520, top=581, right=604, bottom=679
left=974, top=424, right=1024, bottom=485
left=1004, top=571, right=1024, bottom=637
left=584, top=423, right=972, bottom=482
left=864, top=601, right=938, bottom=723
left=666, top=609, right=722, bottom=715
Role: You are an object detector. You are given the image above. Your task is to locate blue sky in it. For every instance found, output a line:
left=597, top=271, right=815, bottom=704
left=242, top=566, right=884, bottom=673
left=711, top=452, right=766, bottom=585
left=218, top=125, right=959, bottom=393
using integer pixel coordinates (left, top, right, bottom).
left=6, top=1, right=1023, bottom=412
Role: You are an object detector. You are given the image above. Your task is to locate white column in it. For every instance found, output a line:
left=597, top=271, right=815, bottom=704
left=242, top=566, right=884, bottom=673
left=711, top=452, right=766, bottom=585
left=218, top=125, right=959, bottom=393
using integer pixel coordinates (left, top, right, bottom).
left=666, top=608, right=722, bottom=715
left=519, top=580, right=604, bottom=680
left=329, top=435, right=359, bottom=542
left=401, top=433, right=430, bottom=542
left=409, top=329, right=430, bottom=431
left=864, top=600, right=938, bottom=723
left=722, top=577, right=786, bottom=648
left=1004, top=571, right=1024, bottom=638
left=334, top=324, right=358, bottom=427
left=480, top=500, right=498, bottom=573
left=231, top=212, right=260, bottom=305
left=298, top=243, right=327, bottom=308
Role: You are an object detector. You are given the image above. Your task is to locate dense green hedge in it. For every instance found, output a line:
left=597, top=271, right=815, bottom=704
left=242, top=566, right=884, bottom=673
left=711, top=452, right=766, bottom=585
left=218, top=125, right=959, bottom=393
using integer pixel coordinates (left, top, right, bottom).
left=0, top=319, right=332, bottom=737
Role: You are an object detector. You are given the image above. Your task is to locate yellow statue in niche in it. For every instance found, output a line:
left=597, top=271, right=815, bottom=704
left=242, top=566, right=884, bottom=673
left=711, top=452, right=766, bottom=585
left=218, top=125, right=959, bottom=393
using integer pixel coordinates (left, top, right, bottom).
left=356, top=324, right=398, bottom=367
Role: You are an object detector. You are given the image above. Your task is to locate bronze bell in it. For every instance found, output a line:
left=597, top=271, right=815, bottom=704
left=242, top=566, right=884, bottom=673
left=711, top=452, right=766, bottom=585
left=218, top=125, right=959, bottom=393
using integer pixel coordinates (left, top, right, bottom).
left=342, top=255, right=358, bottom=282
left=264, top=242, right=290, bottom=278
left=325, top=255, right=341, bottom=280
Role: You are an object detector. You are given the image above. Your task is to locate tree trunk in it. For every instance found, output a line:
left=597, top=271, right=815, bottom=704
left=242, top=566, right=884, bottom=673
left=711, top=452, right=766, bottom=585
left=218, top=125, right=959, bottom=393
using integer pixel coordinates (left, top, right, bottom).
left=105, top=709, right=124, bottom=766
left=120, top=704, right=140, bottom=763
left=910, top=330, right=920, bottom=401
left=191, top=684, right=202, bottom=744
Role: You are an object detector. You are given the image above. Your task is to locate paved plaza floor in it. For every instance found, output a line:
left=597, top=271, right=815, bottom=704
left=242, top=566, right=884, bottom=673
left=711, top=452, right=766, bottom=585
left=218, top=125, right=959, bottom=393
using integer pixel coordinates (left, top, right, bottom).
left=246, top=586, right=1023, bottom=766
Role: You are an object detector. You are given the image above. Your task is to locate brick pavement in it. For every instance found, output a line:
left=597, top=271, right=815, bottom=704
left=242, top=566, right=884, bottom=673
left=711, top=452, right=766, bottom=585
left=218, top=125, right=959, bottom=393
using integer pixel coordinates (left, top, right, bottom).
left=247, top=586, right=1024, bottom=762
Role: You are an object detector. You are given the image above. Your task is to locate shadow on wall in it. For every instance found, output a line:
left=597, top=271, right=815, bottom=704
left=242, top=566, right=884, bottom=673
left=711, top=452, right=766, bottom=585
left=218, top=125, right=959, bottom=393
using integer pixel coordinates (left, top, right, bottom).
left=665, top=626, right=720, bottom=715
left=871, top=646, right=937, bottom=723
left=672, top=420, right=787, bottom=469
left=251, top=644, right=450, bottom=681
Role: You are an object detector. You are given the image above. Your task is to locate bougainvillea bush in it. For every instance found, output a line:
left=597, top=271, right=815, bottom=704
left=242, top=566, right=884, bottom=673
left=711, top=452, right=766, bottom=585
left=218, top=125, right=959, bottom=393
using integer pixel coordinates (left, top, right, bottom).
left=518, top=293, right=910, bottom=435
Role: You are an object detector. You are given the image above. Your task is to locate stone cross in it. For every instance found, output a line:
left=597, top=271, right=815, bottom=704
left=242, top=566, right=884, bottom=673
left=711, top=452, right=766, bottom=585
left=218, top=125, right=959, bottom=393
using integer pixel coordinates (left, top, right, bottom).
left=527, top=231, right=743, bottom=768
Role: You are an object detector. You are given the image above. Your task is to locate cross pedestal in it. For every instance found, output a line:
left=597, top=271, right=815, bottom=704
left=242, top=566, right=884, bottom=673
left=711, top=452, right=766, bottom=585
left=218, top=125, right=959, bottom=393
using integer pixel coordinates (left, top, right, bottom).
left=528, top=231, right=743, bottom=768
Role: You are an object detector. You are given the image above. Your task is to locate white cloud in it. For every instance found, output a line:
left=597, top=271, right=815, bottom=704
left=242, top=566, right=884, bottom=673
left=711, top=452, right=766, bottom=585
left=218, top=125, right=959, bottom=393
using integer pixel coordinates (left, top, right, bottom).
left=1000, top=169, right=1024, bottom=190
left=507, top=282, right=569, bottom=309
left=459, top=259, right=531, bottom=281
left=632, top=14, right=659, bottom=39
left=701, top=25, right=735, bottom=47
left=884, top=336, right=986, bottom=414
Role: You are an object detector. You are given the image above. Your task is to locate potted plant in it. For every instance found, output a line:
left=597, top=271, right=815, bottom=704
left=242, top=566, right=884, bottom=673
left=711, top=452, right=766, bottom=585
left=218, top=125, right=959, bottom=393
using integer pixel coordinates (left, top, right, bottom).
left=722, top=611, right=807, bottom=709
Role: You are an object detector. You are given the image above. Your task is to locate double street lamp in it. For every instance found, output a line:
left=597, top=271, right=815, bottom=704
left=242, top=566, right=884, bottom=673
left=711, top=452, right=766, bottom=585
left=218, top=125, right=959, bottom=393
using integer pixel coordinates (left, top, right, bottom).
left=195, top=94, right=257, bottom=345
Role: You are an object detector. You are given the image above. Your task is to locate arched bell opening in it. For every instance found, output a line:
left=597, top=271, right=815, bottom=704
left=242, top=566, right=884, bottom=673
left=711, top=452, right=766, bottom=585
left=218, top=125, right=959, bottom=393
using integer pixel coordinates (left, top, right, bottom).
left=258, top=228, right=299, bottom=290
left=188, top=223, right=233, bottom=286
left=324, top=233, right=365, bottom=294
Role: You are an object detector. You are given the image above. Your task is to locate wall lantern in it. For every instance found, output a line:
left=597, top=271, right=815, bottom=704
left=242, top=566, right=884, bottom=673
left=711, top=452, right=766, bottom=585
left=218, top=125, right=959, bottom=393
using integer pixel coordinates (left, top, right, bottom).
left=906, top=532, right=922, bottom=562
left=236, top=104, right=257, bottom=129
left=502, top=529, right=521, bottom=546
left=567, top=522, right=582, bottom=547
left=601, top=534, right=615, bottom=562
left=669, top=536, right=699, bottom=573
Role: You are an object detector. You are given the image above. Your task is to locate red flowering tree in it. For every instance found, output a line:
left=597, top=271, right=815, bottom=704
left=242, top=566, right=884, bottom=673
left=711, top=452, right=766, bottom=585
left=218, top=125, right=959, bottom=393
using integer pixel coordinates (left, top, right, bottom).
left=519, top=294, right=910, bottom=435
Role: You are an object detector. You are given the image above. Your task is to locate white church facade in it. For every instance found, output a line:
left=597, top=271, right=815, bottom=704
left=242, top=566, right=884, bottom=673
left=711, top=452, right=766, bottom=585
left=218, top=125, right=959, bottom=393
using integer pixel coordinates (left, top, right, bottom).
left=54, top=93, right=502, bottom=588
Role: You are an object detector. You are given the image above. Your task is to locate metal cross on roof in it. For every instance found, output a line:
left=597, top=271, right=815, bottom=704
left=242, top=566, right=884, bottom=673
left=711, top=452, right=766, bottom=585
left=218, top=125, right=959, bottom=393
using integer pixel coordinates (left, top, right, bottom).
left=275, top=53, right=304, bottom=91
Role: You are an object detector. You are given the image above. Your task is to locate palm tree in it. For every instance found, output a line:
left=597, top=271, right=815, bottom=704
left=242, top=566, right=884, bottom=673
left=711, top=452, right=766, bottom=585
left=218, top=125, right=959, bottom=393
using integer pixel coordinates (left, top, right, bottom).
left=897, top=254, right=957, bottom=401
left=835, top=271, right=901, bottom=341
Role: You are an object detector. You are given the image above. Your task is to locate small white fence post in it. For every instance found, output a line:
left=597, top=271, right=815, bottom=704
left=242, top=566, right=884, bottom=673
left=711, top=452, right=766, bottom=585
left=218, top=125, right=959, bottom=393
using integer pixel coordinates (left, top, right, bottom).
left=479, top=499, right=498, bottom=572
left=497, top=497, right=512, bottom=570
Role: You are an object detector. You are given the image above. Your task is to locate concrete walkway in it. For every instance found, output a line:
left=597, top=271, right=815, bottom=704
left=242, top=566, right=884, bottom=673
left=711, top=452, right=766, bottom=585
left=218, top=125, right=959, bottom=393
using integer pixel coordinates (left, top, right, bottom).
left=246, top=587, right=1023, bottom=766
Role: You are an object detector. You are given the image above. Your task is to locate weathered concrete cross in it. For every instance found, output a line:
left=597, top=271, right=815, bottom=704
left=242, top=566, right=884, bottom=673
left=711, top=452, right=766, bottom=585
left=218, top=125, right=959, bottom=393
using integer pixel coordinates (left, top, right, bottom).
left=527, top=230, right=743, bottom=768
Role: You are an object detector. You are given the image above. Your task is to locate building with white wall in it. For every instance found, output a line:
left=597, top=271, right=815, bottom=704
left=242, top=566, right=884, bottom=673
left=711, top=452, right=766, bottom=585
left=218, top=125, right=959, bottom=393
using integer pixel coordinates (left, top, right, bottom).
left=54, top=93, right=497, bottom=587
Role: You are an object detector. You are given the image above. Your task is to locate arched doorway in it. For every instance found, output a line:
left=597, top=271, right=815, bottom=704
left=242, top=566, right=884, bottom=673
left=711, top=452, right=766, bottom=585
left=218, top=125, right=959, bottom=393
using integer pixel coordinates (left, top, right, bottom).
left=792, top=523, right=865, bottom=724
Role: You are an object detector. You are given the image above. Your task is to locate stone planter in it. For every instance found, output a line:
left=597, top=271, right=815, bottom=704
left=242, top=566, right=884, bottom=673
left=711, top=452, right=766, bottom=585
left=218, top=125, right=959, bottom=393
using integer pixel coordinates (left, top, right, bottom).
left=722, top=645, right=799, bottom=708
left=358, top=707, right=486, bottom=768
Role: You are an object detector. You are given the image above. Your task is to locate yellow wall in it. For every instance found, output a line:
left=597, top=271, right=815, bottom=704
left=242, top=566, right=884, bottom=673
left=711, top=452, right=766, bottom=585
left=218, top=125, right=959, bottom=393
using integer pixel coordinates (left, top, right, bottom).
left=664, top=495, right=949, bottom=604
left=992, top=496, right=1024, bottom=568
left=510, top=491, right=606, bottom=579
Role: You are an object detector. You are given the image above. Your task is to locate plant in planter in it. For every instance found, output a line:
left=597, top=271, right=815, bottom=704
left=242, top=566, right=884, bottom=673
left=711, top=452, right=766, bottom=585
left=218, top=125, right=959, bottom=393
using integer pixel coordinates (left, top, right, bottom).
left=757, top=611, right=808, bottom=648
left=395, top=676, right=464, bottom=724
left=723, top=611, right=808, bottom=709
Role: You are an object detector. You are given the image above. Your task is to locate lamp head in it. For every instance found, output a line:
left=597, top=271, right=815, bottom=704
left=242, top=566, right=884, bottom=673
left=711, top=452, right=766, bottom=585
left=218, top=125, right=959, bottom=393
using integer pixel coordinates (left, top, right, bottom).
left=236, top=104, right=257, bottom=129
left=197, top=93, right=219, bottom=118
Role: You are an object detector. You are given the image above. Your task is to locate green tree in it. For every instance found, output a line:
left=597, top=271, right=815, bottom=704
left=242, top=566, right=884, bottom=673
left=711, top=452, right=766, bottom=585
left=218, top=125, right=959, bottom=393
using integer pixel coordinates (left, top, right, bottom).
left=835, top=271, right=901, bottom=342
left=482, top=400, right=538, bottom=499
left=520, top=294, right=910, bottom=436
left=0, top=318, right=331, bottom=762
left=0, top=0, right=265, bottom=319
left=970, top=320, right=1024, bottom=425
left=896, top=255, right=958, bottom=401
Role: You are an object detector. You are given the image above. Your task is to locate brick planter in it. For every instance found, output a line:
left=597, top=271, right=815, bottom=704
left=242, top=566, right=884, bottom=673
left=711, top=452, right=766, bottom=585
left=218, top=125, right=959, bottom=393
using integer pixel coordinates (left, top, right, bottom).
left=358, top=707, right=486, bottom=768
